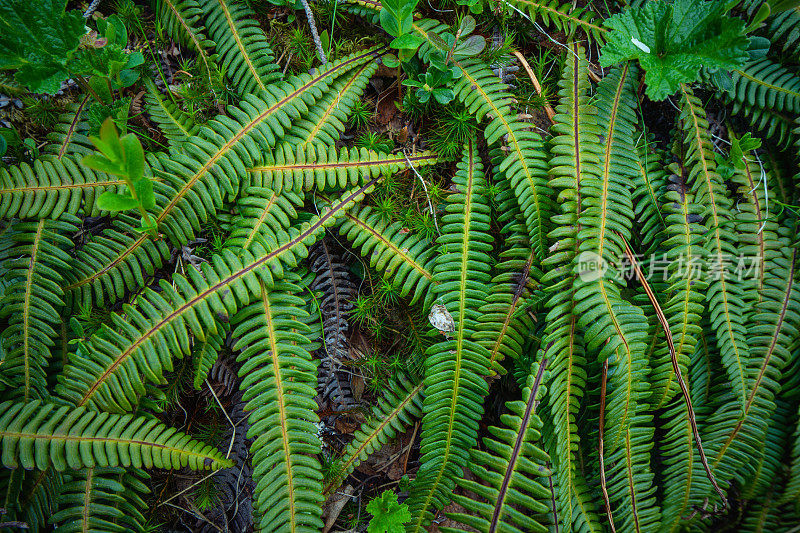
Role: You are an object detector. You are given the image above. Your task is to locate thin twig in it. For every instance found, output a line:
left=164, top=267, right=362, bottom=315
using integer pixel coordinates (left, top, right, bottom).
left=300, top=0, right=328, bottom=64
left=617, top=231, right=728, bottom=508
left=403, top=148, right=440, bottom=236
left=512, top=50, right=555, bottom=122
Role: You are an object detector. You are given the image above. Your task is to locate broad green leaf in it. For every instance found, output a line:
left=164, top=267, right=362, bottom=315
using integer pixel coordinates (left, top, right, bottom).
left=599, top=0, right=750, bottom=100
left=134, top=178, right=155, bottom=210
left=81, top=154, right=122, bottom=176
left=97, top=191, right=139, bottom=212
left=457, top=15, right=476, bottom=37
left=454, top=35, right=486, bottom=57
left=391, top=34, right=424, bottom=50
left=379, top=0, right=417, bottom=37
left=121, top=133, right=144, bottom=182
left=0, top=0, right=85, bottom=93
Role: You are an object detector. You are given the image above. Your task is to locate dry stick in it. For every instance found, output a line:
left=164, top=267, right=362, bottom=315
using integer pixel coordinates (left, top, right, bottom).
left=599, top=357, right=618, bottom=533
left=403, top=420, right=421, bottom=474
left=511, top=50, right=555, bottom=123
left=300, top=0, right=328, bottom=65
left=616, top=230, right=728, bottom=507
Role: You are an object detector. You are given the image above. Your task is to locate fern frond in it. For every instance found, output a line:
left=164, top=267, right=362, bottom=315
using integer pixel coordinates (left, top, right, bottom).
left=61, top=48, right=382, bottom=309
left=539, top=41, right=602, bottom=533
left=43, top=98, right=92, bottom=160
left=283, top=60, right=379, bottom=147
left=225, top=186, right=303, bottom=252
left=781, top=400, right=800, bottom=505
left=56, top=179, right=379, bottom=412
left=648, top=167, right=707, bottom=411
left=144, top=79, right=201, bottom=146
left=62, top=212, right=172, bottom=311
left=728, top=59, right=800, bottom=115
left=729, top=100, right=798, bottom=148
left=0, top=216, right=78, bottom=401
left=232, top=274, right=324, bottom=532
left=655, top=169, right=713, bottom=532
left=0, top=468, right=63, bottom=533
left=442, top=362, right=551, bottom=533
left=406, top=139, right=493, bottom=530
left=703, top=189, right=800, bottom=501
left=309, top=237, right=357, bottom=408
left=474, top=223, right=540, bottom=375
left=248, top=143, right=437, bottom=194
left=196, top=0, right=281, bottom=93
left=323, top=375, right=424, bottom=496
left=0, top=400, right=232, bottom=470
left=153, top=0, right=216, bottom=80
left=51, top=467, right=149, bottom=533
left=502, top=0, right=607, bottom=41
left=411, top=19, right=553, bottom=258
left=567, top=53, right=658, bottom=533
left=742, top=399, right=793, bottom=502
left=0, top=155, right=126, bottom=219
left=678, top=84, right=751, bottom=412
left=333, top=203, right=436, bottom=305
left=450, top=52, right=552, bottom=260
left=193, top=325, right=227, bottom=389
left=631, top=138, right=667, bottom=253
left=764, top=7, right=800, bottom=60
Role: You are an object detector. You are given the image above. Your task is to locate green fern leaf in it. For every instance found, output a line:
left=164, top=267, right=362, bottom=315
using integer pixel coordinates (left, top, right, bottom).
left=144, top=79, right=201, bottom=146
left=43, top=98, right=92, bottom=160
left=196, top=0, right=281, bottom=93
left=225, top=186, right=303, bottom=252
left=323, top=375, right=423, bottom=497
left=283, top=60, right=379, bottom=147
left=678, top=84, right=751, bottom=412
left=192, top=325, right=227, bottom=390
left=57, top=180, right=379, bottom=411
left=441, top=363, right=552, bottom=533
left=333, top=203, right=436, bottom=305
left=232, top=274, right=323, bottom=532
left=51, top=467, right=149, bottom=533
left=474, top=221, right=540, bottom=375
left=728, top=58, right=800, bottom=115
left=0, top=216, right=78, bottom=401
left=406, top=139, right=493, bottom=530
left=0, top=468, right=63, bottom=533
left=539, top=42, right=602, bottom=533
left=631, top=138, right=668, bottom=254
left=153, top=0, right=216, bottom=81
left=61, top=48, right=382, bottom=309
left=0, top=400, right=232, bottom=470
left=248, top=143, right=437, bottom=194
left=503, top=0, right=606, bottom=41
left=0, top=155, right=127, bottom=219
left=655, top=169, right=712, bottom=532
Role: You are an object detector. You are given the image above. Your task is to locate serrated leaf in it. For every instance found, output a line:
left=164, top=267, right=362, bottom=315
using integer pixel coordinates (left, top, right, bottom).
left=599, top=0, right=750, bottom=100
left=367, top=490, right=411, bottom=533
left=0, top=0, right=85, bottom=94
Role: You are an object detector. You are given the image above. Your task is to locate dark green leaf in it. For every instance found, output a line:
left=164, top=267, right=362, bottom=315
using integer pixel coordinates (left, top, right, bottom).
left=599, top=0, right=750, bottom=100
left=0, top=0, right=85, bottom=93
